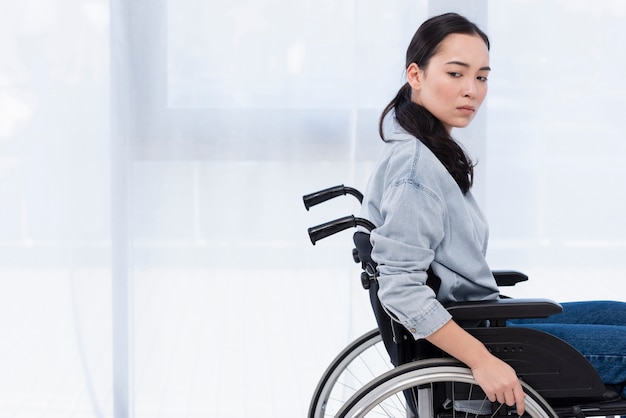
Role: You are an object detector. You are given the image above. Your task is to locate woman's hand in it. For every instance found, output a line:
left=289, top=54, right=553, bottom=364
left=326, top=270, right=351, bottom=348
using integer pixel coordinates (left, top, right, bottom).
left=426, top=319, right=526, bottom=415
left=470, top=353, right=526, bottom=415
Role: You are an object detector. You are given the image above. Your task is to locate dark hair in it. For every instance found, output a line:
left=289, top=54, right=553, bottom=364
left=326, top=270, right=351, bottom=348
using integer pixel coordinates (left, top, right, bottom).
left=379, top=13, right=490, bottom=194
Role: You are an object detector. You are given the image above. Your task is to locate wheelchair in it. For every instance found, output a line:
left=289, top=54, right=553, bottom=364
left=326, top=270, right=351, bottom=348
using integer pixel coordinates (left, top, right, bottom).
left=303, top=185, right=626, bottom=418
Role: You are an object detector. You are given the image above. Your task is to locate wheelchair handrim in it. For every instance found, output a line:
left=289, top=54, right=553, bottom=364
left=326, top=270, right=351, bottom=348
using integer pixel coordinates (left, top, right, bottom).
left=338, top=360, right=558, bottom=418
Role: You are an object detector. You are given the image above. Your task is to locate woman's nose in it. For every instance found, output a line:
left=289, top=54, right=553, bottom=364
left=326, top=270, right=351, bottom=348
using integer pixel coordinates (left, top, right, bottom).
left=463, top=81, right=477, bottom=98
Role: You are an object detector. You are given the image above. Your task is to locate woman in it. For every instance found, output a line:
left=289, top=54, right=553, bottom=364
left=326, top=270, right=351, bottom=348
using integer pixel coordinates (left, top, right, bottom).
left=359, top=12, right=626, bottom=415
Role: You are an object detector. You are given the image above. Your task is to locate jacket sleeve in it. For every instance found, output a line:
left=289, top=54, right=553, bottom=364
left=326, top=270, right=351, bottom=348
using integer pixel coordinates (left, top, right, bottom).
left=371, top=179, right=452, bottom=340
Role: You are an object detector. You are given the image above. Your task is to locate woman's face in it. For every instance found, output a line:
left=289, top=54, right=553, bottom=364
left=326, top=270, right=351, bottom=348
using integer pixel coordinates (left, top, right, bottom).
left=407, top=33, right=490, bottom=133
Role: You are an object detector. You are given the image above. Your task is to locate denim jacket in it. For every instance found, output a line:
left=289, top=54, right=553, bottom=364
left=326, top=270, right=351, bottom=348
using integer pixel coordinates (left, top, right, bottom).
left=359, top=120, right=500, bottom=340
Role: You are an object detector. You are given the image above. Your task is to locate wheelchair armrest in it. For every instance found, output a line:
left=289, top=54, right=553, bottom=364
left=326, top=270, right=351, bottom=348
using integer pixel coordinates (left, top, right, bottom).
left=492, top=270, right=528, bottom=287
left=446, top=298, right=562, bottom=323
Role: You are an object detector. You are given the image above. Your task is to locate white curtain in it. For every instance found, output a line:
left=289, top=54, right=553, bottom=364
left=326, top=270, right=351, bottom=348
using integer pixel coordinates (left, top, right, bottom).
left=1, top=1, right=625, bottom=417
left=485, top=0, right=626, bottom=302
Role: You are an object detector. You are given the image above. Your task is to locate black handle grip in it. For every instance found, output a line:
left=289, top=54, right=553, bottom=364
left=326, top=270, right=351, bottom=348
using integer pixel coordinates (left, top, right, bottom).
left=303, top=185, right=363, bottom=210
left=308, top=215, right=357, bottom=245
left=307, top=216, right=376, bottom=245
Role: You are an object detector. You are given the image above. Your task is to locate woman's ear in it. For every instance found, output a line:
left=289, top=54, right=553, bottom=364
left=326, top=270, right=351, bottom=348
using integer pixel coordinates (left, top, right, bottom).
left=406, top=62, right=422, bottom=91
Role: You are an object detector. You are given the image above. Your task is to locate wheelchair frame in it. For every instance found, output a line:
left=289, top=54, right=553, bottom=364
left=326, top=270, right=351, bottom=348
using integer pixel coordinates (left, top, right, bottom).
left=304, top=185, right=626, bottom=418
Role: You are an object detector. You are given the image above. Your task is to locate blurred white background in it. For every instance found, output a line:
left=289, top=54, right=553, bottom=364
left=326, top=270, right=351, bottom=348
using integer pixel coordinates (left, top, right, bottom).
left=1, top=0, right=625, bottom=417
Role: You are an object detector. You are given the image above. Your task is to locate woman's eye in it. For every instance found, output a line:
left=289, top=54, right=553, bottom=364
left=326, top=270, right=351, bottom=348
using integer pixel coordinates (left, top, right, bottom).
left=477, top=76, right=488, bottom=82
left=448, top=72, right=462, bottom=78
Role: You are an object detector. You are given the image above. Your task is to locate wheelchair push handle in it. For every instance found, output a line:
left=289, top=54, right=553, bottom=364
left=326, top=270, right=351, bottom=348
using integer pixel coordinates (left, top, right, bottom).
left=307, top=215, right=376, bottom=245
left=302, top=184, right=364, bottom=210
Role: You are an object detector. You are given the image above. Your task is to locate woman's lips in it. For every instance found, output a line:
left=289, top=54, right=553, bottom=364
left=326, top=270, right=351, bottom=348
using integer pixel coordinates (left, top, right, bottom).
left=457, top=106, right=475, bottom=115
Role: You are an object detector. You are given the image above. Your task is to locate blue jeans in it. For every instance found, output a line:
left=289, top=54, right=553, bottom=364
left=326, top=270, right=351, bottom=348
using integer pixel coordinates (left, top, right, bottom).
left=509, top=300, right=626, bottom=398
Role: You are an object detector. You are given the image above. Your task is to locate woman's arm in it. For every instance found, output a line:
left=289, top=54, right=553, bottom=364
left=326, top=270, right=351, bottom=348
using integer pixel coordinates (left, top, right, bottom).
left=426, top=319, right=526, bottom=415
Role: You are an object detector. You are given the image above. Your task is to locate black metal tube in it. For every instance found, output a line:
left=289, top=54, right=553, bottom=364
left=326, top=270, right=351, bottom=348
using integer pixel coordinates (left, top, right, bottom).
left=342, top=186, right=364, bottom=203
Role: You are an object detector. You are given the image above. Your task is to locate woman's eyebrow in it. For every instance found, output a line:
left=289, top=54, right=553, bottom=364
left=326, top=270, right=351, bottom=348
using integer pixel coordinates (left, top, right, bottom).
left=445, top=60, right=491, bottom=71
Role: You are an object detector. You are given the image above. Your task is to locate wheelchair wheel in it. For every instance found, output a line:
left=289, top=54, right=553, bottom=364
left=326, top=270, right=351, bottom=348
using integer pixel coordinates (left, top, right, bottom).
left=309, top=328, right=393, bottom=418
left=337, top=358, right=558, bottom=418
